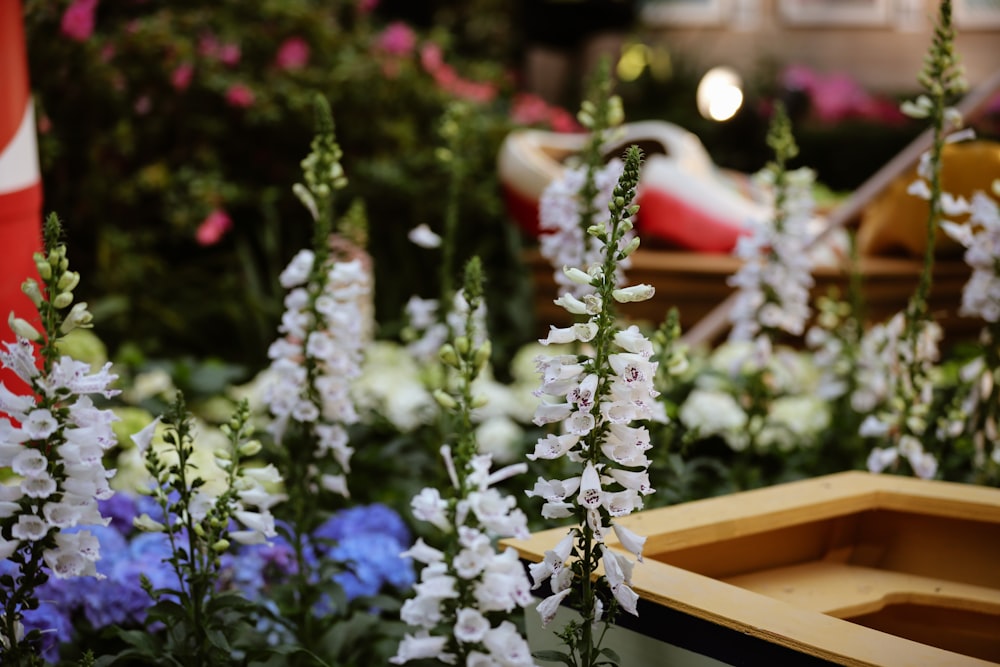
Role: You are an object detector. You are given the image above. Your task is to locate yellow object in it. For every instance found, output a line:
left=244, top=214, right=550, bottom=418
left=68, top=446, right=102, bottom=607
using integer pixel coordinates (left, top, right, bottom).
left=857, top=140, right=1000, bottom=257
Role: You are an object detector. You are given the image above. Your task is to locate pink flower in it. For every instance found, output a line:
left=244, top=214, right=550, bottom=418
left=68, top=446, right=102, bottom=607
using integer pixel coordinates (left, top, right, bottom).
left=196, top=209, right=233, bottom=246
left=420, top=43, right=444, bottom=73
left=99, top=44, right=115, bottom=62
left=133, top=95, right=152, bottom=116
left=376, top=22, right=416, bottom=56
left=510, top=94, right=582, bottom=133
left=219, top=42, right=241, bottom=66
left=225, top=84, right=255, bottom=108
left=171, top=63, right=194, bottom=91
left=357, top=0, right=379, bottom=14
left=199, top=33, right=220, bottom=59
left=60, top=0, right=99, bottom=42
left=275, top=37, right=310, bottom=71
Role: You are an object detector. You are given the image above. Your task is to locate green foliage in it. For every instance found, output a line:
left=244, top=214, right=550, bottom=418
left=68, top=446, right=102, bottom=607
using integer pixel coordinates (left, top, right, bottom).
left=24, top=0, right=531, bottom=370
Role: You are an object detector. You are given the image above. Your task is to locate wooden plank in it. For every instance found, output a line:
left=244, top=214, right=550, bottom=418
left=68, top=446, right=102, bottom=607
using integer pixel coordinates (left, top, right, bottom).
left=725, top=561, right=1000, bottom=618
left=502, top=472, right=1000, bottom=666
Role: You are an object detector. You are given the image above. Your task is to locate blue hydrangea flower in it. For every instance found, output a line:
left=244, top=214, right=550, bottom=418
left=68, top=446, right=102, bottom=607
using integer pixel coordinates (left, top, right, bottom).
left=312, top=503, right=412, bottom=548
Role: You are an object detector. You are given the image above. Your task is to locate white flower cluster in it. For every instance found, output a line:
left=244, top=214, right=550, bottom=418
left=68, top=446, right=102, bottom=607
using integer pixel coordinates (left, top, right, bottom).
left=942, top=187, right=1000, bottom=322
left=264, top=248, right=371, bottom=497
left=527, top=317, right=658, bottom=623
left=728, top=166, right=817, bottom=351
left=0, top=337, right=119, bottom=577
left=678, top=342, right=829, bottom=453
left=393, top=449, right=536, bottom=666
left=404, top=290, right=488, bottom=365
left=940, top=185, right=1000, bottom=467
left=538, top=159, right=632, bottom=299
left=853, top=312, right=942, bottom=479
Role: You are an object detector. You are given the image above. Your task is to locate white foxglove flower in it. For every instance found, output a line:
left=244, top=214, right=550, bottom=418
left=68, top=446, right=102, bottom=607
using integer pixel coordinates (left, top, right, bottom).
left=389, top=633, right=453, bottom=665
left=407, top=223, right=442, bottom=249
left=537, top=587, right=572, bottom=626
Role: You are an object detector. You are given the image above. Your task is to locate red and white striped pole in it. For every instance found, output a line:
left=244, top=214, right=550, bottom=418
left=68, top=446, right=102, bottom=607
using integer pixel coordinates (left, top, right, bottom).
left=0, top=0, right=44, bottom=392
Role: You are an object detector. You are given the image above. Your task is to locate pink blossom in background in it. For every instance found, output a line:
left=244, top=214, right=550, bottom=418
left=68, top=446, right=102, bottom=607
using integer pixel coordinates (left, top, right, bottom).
left=196, top=209, right=233, bottom=246
left=275, top=37, right=310, bottom=71
left=418, top=43, right=497, bottom=104
left=199, top=34, right=220, bottom=59
left=420, top=43, right=444, bottom=73
left=60, top=0, right=99, bottom=42
left=780, top=64, right=907, bottom=125
left=510, top=93, right=581, bottom=133
left=171, top=63, right=194, bottom=91
left=376, top=22, right=416, bottom=56
left=358, top=0, right=379, bottom=14
left=225, top=84, right=255, bottom=108
left=99, top=44, right=115, bottom=62
left=219, top=43, right=241, bottom=66
left=133, top=95, right=152, bottom=116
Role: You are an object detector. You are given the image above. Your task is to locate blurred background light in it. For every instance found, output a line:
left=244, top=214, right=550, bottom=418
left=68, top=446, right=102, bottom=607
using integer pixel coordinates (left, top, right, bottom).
left=697, top=66, right=744, bottom=121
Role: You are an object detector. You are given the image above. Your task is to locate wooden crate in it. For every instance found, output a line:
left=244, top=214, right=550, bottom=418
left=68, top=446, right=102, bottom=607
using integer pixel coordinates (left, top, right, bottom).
left=504, top=472, right=1000, bottom=666
left=524, top=247, right=975, bottom=345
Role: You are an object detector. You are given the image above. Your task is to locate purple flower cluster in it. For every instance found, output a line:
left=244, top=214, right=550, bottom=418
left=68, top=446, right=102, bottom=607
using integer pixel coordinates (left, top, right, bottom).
left=9, top=496, right=415, bottom=662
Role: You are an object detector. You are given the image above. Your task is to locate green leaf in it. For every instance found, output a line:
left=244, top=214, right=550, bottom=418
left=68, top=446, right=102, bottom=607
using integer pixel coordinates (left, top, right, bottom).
left=533, top=649, right=576, bottom=665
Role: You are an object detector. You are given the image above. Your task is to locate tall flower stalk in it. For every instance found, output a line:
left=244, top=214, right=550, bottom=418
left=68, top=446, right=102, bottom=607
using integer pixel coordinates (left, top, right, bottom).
left=392, top=258, right=536, bottom=666
left=859, top=0, right=967, bottom=478
left=262, top=94, right=370, bottom=648
left=538, top=63, right=630, bottom=300
left=0, top=214, right=119, bottom=666
left=527, top=146, right=656, bottom=667
left=122, top=395, right=281, bottom=665
left=724, top=102, right=817, bottom=452
left=404, top=101, right=488, bottom=365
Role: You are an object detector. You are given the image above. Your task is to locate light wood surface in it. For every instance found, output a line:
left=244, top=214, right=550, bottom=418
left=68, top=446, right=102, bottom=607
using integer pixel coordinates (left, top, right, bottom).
left=503, top=471, right=1000, bottom=666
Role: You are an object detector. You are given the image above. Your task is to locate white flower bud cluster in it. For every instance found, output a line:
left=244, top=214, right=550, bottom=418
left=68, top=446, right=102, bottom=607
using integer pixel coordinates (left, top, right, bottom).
left=0, top=243, right=119, bottom=578
left=728, top=166, right=817, bottom=354
left=264, top=249, right=371, bottom=497
left=538, top=160, right=633, bottom=299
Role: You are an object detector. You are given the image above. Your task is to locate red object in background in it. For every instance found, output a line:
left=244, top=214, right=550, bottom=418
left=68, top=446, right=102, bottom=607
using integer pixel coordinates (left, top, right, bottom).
left=0, top=0, right=44, bottom=395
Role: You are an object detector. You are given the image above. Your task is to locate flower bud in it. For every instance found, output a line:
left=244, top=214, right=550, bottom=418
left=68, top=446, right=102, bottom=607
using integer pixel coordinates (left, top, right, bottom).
left=8, top=313, right=41, bottom=341
left=612, top=284, right=655, bottom=303
left=133, top=514, right=166, bottom=532
left=563, top=266, right=593, bottom=286
left=21, top=279, right=43, bottom=307
left=239, top=439, right=262, bottom=457
left=33, top=252, right=49, bottom=277
left=439, top=343, right=459, bottom=368
left=57, top=271, right=80, bottom=292
left=212, top=539, right=231, bottom=553
left=52, top=292, right=73, bottom=309
left=618, top=236, right=641, bottom=259
left=474, top=340, right=491, bottom=371
left=471, top=394, right=489, bottom=409
left=193, top=523, right=206, bottom=538
left=454, top=336, right=470, bottom=356
left=433, top=389, right=458, bottom=410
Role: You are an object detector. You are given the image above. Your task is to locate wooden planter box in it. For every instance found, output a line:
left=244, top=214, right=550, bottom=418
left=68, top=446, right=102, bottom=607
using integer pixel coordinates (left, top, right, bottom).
left=524, top=248, right=974, bottom=345
left=504, top=472, right=1000, bottom=666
